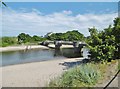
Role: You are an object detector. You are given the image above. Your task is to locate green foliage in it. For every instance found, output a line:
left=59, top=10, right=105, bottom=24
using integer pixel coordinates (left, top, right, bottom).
left=18, top=33, right=47, bottom=44
left=88, top=28, right=116, bottom=62
left=18, top=33, right=32, bottom=44
left=49, top=60, right=119, bottom=87
left=47, top=30, right=84, bottom=41
left=47, top=33, right=63, bottom=41
left=32, top=35, right=47, bottom=42
left=112, top=18, right=120, bottom=59
left=0, top=37, right=18, bottom=47
left=87, top=17, right=120, bottom=62
left=1, top=33, right=47, bottom=47
left=49, top=63, right=101, bottom=87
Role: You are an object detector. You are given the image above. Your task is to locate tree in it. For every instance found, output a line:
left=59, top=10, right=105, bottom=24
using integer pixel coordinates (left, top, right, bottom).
left=87, top=26, right=116, bottom=62
left=64, top=30, right=84, bottom=41
left=32, top=35, right=40, bottom=41
left=87, top=17, right=120, bottom=62
left=32, top=35, right=46, bottom=42
left=47, top=30, right=84, bottom=41
left=18, top=33, right=31, bottom=44
left=112, top=18, right=120, bottom=59
left=46, top=33, right=57, bottom=41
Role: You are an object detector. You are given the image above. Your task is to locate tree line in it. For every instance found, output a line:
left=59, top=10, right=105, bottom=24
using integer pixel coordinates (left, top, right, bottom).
left=46, top=30, right=84, bottom=41
left=1, top=30, right=84, bottom=47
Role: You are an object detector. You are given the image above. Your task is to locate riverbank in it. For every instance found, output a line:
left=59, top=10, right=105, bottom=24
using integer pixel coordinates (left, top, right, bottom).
left=0, top=45, right=50, bottom=52
left=0, top=45, right=74, bottom=52
left=1, top=57, right=83, bottom=87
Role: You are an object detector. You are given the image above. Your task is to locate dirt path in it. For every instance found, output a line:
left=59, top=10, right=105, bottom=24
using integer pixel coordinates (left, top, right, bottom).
left=1, top=58, right=119, bottom=87
left=96, top=60, right=119, bottom=88
left=1, top=58, right=82, bottom=87
left=97, top=74, right=119, bottom=88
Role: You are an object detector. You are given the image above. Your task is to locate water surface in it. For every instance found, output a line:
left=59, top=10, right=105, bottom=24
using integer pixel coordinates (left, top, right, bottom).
left=0, top=48, right=88, bottom=66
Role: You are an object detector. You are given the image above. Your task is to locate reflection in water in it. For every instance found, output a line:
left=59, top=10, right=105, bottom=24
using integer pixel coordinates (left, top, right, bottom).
left=0, top=48, right=89, bottom=66
left=54, top=48, right=84, bottom=58
left=54, top=49, right=63, bottom=57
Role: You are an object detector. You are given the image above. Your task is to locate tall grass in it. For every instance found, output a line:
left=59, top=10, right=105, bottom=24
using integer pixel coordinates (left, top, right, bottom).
left=49, top=63, right=101, bottom=87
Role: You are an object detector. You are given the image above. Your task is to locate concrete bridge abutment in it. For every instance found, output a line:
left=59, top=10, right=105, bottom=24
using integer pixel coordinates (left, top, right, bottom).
left=73, top=41, right=85, bottom=54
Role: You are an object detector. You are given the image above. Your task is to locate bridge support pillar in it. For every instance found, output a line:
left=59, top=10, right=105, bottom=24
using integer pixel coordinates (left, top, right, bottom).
left=73, top=41, right=81, bottom=53
left=42, top=41, right=49, bottom=46
left=54, top=41, right=62, bottom=50
left=73, top=42, right=86, bottom=57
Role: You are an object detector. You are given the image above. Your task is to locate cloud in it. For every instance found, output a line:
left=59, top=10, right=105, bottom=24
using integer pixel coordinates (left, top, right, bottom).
left=2, top=9, right=117, bottom=37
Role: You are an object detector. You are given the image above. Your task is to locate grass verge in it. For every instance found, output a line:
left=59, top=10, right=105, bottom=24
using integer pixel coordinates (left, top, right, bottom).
left=49, top=60, right=118, bottom=87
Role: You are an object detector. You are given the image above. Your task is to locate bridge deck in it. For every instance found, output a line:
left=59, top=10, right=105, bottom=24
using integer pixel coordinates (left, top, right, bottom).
left=39, top=41, right=86, bottom=46
left=48, top=44, right=74, bottom=49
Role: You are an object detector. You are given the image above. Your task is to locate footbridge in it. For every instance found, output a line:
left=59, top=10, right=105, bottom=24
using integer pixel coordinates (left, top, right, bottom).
left=39, top=41, right=86, bottom=53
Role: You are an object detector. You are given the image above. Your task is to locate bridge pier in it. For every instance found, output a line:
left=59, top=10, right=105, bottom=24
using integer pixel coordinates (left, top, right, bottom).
left=40, top=41, right=86, bottom=57
left=41, top=41, right=49, bottom=46
left=54, top=41, right=62, bottom=50
left=73, top=41, right=86, bottom=57
left=73, top=41, right=81, bottom=53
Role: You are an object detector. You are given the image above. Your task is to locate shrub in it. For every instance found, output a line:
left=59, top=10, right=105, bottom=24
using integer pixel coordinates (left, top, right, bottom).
left=87, top=26, right=116, bottom=62
left=49, top=63, right=101, bottom=87
left=87, top=18, right=120, bottom=62
left=1, top=37, right=18, bottom=47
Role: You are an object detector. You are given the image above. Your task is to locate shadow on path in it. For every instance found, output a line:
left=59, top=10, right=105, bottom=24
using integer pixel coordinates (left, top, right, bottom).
left=59, top=58, right=90, bottom=70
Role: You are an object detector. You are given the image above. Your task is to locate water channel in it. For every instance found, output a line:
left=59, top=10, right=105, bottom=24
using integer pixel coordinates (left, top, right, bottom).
left=0, top=47, right=89, bottom=66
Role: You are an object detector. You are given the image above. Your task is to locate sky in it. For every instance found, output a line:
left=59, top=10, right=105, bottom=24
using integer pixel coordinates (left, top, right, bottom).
left=1, top=2, right=118, bottom=37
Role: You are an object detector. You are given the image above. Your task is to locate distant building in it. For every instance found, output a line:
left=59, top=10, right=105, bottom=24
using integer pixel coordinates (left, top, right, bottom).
left=44, top=32, right=53, bottom=37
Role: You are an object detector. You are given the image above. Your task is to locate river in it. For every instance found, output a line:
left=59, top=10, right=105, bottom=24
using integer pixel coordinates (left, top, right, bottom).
left=0, top=47, right=89, bottom=66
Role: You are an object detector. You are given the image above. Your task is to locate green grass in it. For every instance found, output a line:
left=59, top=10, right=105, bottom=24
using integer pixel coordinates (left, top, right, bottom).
left=49, top=60, right=119, bottom=87
left=0, top=37, right=18, bottom=47
left=49, top=63, right=102, bottom=87
left=0, top=37, right=40, bottom=47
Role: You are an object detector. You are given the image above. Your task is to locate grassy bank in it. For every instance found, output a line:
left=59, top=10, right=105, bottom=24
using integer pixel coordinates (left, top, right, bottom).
left=49, top=60, right=118, bottom=87
left=0, top=37, right=41, bottom=47
left=0, top=37, right=18, bottom=47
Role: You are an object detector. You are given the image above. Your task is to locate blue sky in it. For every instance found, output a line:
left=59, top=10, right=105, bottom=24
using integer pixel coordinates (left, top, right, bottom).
left=1, top=2, right=118, bottom=37
left=4, top=2, right=118, bottom=15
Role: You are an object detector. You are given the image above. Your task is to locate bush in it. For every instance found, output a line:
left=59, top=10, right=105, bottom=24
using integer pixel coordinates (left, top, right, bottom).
left=87, top=18, right=120, bottom=62
left=87, top=26, right=116, bottom=62
left=1, top=37, right=18, bottom=47
left=49, top=63, right=101, bottom=87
